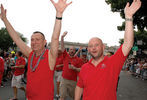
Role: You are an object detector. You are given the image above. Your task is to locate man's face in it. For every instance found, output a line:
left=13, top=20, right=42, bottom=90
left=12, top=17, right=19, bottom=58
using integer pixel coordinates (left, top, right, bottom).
left=31, top=33, right=46, bottom=52
left=88, top=38, right=104, bottom=59
left=69, top=46, right=76, bottom=57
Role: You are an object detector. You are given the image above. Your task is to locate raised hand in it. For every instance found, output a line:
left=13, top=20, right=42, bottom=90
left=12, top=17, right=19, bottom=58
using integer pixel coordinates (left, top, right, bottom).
left=0, top=4, right=7, bottom=21
left=50, top=0, right=72, bottom=16
left=61, top=31, right=68, bottom=38
left=124, top=0, right=141, bottom=18
left=79, top=46, right=83, bottom=51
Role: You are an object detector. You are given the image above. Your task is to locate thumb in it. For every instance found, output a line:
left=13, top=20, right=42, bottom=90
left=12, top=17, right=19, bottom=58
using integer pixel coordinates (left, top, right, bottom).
left=125, top=2, right=130, bottom=8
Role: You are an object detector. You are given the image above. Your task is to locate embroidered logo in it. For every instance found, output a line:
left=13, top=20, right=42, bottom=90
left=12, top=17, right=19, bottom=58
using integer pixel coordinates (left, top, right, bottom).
left=101, top=63, right=106, bottom=69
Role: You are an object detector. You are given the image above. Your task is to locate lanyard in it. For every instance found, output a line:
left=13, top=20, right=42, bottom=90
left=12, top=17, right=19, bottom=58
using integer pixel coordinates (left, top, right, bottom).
left=30, top=49, right=46, bottom=72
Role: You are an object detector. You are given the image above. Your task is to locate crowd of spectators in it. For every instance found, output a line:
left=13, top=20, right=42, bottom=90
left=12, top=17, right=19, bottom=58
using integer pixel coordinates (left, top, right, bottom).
left=123, top=57, right=147, bottom=80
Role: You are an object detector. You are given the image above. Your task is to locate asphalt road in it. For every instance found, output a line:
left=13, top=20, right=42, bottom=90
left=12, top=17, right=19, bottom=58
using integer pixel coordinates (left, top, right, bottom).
left=0, top=71, right=147, bottom=100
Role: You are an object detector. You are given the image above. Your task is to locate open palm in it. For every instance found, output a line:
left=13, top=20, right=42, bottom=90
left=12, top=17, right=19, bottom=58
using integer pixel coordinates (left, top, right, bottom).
left=50, top=0, right=72, bottom=14
left=124, top=0, right=141, bottom=17
left=0, top=4, right=7, bottom=21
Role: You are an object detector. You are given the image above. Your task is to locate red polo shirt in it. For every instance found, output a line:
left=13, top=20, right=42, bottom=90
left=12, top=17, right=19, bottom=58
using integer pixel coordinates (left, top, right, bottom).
left=55, top=54, right=63, bottom=71
left=77, top=45, right=127, bottom=100
left=0, top=57, right=4, bottom=74
left=14, top=57, right=26, bottom=76
left=62, top=50, right=83, bottom=81
left=26, top=49, right=54, bottom=100
left=0, top=57, right=4, bottom=85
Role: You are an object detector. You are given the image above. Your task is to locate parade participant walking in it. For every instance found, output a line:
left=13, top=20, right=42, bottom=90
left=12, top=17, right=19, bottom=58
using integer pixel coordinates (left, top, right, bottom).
left=60, top=31, right=84, bottom=100
left=75, top=0, right=142, bottom=100
left=10, top=51, right=26, bottom=100
left=0, top=0, right=72, bottom=99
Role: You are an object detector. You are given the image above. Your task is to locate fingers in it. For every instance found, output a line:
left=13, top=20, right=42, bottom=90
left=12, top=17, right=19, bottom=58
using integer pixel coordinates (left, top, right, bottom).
left=67, top=1, right=72, bottom=6
left=0, top=4, right=5, bottom=12
left=64, top=31, right=68, bottom=34
left=125, top=2, right=130, bottom=8
left=62, top=31, right=67, bottom=37
left=5, top=9, right=7, bottom=14
left=50, top=0, right=55, bottom=5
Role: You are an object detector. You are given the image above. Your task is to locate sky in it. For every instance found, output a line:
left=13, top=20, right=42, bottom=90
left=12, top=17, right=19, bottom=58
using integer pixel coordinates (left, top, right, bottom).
left=0, top=0, right=125, bottom=46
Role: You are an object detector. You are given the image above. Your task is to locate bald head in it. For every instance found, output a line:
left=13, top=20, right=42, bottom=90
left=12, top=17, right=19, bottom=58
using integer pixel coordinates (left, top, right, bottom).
left=88, top=37, right=103, bottom=46
left=88, top=37, right=104, bottom=59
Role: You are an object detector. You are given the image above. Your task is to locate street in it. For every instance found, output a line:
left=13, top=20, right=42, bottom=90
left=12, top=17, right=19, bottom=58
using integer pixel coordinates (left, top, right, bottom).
left=0, top=71, right=147, bottom=100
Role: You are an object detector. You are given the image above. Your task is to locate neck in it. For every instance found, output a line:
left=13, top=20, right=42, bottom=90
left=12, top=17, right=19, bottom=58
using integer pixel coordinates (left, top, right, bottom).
left=34, top=48, right=45, bottom=57
left=92, top=55, right=104, bottom=67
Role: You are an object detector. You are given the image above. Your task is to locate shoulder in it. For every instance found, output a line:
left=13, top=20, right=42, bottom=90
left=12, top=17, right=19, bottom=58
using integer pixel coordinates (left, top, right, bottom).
left=81, top=62, right=91, bottom=70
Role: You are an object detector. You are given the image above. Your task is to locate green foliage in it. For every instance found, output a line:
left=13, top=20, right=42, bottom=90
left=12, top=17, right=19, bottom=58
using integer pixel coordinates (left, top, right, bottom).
left=0, top=27, right=27, bottom=51
left=135, top=30, right=147, bottom=50
left=119, top=38, right=124, bottom=45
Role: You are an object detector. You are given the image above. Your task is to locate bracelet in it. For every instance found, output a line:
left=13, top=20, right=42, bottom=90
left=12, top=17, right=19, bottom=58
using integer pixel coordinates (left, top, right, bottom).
left=125, top=18, right=133, bottom=21
left=56, top=17, right=62, bottom=20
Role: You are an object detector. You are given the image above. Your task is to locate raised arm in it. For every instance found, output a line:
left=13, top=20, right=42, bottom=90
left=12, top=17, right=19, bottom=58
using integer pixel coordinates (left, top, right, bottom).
left=0, top=4, right=32, bottom=57
left=122, top=0, right=141, bottom=56
left=61, top=31, right=68, bottom=52
left=49, top=0, right=72, bottom=70
left=74, top=46, right=83, bottom=57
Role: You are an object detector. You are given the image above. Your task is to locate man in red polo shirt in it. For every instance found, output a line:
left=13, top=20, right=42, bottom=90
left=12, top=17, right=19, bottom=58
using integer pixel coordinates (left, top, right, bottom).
left=0, top=0, right=72, bottom=100
left=0, top=51, right=4, bottom=87
left=75, top=0, right=141, bottom=100
left=10, top=51, right=26, bottom=100
left=60, top=31, right=84, bottom=100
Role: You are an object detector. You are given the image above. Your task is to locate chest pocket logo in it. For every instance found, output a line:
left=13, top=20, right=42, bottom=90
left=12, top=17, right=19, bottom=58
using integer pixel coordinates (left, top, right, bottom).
left=100, top=63, right=106, bottom=69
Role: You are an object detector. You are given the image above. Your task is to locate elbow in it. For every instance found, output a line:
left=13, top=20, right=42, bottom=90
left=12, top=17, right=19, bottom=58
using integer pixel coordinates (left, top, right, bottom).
left=124, top=39, right=134, bottom=48
left=123, top=40, right=134, bottom=52
left=52, top=36, right=59, bottom=41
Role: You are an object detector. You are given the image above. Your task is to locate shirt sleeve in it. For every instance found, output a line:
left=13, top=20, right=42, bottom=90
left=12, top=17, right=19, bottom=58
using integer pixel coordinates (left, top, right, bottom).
left=110, top=45, right=128, bottom=75
left=21, top=58, right=26, bottom=66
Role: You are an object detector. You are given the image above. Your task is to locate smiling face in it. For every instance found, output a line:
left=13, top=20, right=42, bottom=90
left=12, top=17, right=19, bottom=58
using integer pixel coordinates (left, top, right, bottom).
left=69, top=46, right=76, bottom=57
left=31, top=32, right=46, bottom=52
left=88, top=37, right=104, bottom=59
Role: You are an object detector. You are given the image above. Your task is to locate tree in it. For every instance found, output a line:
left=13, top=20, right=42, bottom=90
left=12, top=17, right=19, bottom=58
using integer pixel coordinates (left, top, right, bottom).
left=0, top=27, right=27, bottom=51
left=105, top=0, right=147, bottom=32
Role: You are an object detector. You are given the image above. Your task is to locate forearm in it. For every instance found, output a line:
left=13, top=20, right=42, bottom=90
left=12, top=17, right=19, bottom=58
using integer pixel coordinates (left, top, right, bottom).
left=122, top=16, right=134, bottom=56
left=71, top=65, right=81, bottom=72
left=15, top=65, right=25, bottom=69
left=74, top=50, right=80, bottom=57
left=75, top=86, right=83, bottom=100
left=74, top=67, right=81, bottom=72
left=124, top=16, right=134, bottom=47
left=50, top=16, right=62, bottom=57
left=56, top=64, right=64, bottom=68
